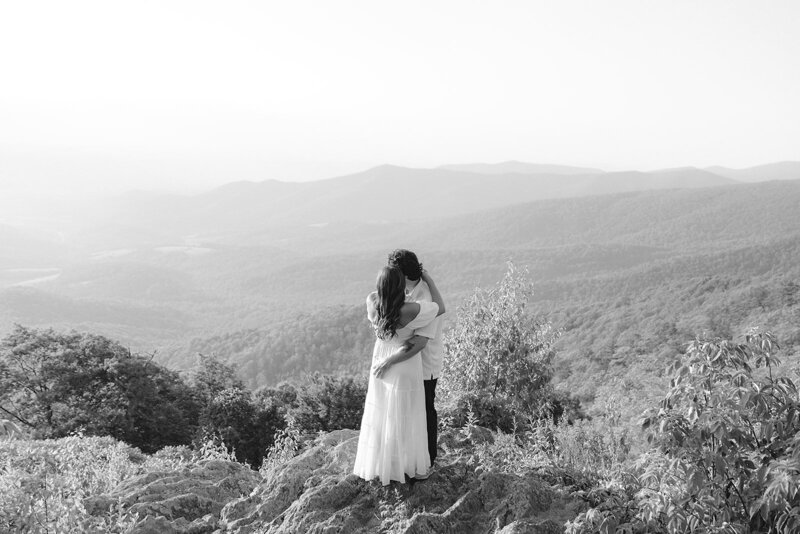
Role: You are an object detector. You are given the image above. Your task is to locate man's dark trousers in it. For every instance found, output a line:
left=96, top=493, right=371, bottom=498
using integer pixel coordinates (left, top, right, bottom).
left=424, top=378, right=438, bottom=466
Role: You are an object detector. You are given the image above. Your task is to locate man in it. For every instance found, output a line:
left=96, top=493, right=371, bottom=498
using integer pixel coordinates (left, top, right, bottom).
left=388, top=249, right=445, bottom=469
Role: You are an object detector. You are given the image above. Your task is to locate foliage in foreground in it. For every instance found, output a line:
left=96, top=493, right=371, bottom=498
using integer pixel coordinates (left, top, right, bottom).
left=568, top=330, right=800, bottom=533
left=0, top=424, right=312, bottom=534
left=440, top=262, right=565, bottom=430
left=0, top=435, right=186, bottom=533
left=5, top=329, right=797, bottom=533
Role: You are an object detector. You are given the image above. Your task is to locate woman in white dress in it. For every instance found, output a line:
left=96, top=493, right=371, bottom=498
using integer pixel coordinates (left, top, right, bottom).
left=353, top=266, right=446, bottom=485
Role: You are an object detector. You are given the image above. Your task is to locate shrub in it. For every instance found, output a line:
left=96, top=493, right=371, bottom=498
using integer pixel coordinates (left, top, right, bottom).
left=565, top=471, right=662, bottom=534
left=287, top=373, right=367, bottom=433
left=440, top=262, right=560, bottom=427
left=0, top=435, right=191, bottom=533
left=638, top=330, right=800, bottom=532
left=259, top=414, right=304, bottom=476
left=570, top=329, right=800, bottom=533
left=530, top=414, right=631, bottom=475
left=452, top=402, right=630, bottom=484
left=197, top=387, right=281, bottom=468
left=440, top=391, right=518, bottom=433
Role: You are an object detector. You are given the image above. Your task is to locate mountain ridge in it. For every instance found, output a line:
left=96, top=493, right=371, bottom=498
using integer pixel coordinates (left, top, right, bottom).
left=704, top=161, right=800, bottom=182
left=438, top=161, right=605, bottom=175
left=86, top=163, right=739, bottom=243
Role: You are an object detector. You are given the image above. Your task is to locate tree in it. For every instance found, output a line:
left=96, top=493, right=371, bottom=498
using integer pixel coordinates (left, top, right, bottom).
left=199, top=388, right=259, bottom=465
left=0, top=325, right=199, bottom=452
left=255, top=381, right=298, bottom=414
left=191, top=353, right=283, bottom=467
left=191, top=353, right=246, bottom=403
left=287, top=373, right=366, bottom=433
left=440, top=262, right=560, bottom=428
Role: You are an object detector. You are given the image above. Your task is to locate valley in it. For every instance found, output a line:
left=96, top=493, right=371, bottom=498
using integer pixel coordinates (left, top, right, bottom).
left=2, top=162, right=799, bottom=420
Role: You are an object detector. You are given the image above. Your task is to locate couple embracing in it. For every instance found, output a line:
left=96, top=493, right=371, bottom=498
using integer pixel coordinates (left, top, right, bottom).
left=353, top=249, right=446, bottom=485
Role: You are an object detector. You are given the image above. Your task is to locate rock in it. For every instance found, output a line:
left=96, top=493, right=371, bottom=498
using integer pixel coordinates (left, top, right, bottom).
left=85, top=427, right=583, bottom=533
left=218, top=428, right=582, bottom=533
left=187, top=513, right=218, bottom=534
left=497, top=518, right=564, bottom=534
left=84, top=458, right=260, bottom=533
left=220, top=429, right=371, bottom=533
left=130, top=515, right=179, bottom=534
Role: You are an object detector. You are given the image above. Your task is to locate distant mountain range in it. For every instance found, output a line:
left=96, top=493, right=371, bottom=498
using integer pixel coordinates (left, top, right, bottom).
left=1, top=160, right=799, bottom=395
left=438, top=161, right=604, bottom=175
left=3, top=159, right=799, bottom=288
left=442, top=161, right=800, bottom=182
left=704, top=161, right=800, bottom=182
left=58, top=160, right=796, bottom=254
left=85, top=161, right=758, bottom=244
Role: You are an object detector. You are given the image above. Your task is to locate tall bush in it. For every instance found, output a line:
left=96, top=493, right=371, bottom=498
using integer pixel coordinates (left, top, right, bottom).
left=639, top=330, right=800, bottom=532
left=568, top=330, right=800, bottom=533
left=199, top=387, right=263, bottom=466
left=440, top=262, right=559, bottom=427
left=193, top=356, right=283, bottom=468
left=287, top=373, right=366, bottom=433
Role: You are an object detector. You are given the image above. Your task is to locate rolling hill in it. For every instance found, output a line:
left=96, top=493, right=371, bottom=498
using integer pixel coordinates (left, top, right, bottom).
left=705, top=161, right=800, bottom=182
left=1, top=161, right=798, bottom=418
left=79, top=164, right=736, bottom=244
left=438, top=161, right=604, bottom=175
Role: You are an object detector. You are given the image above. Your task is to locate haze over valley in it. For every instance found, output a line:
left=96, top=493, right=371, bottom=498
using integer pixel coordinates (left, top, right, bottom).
left=2, top=160, right=799, bottom=419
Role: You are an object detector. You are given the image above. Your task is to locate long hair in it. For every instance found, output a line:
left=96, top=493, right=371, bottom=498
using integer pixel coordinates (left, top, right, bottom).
left=373, top=266, right=406, bottom=340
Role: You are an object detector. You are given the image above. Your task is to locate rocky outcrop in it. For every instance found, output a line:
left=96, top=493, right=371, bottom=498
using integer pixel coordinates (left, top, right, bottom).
left=84, top=428, right=583, bottom=533
left=219, top=429, right=582, bottom=533
left=220, top=430, right=371, bottom=533
left=84, top=459, right=260, bottom=533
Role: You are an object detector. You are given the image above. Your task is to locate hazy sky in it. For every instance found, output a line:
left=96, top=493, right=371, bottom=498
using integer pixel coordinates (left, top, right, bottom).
left=1, top=0, right=799, bottom=194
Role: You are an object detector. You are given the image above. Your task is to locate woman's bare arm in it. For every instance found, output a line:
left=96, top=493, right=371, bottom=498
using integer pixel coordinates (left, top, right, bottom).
left=421, top=271, right=446, bottom=316
left=372, top=335, right=429, bottom=379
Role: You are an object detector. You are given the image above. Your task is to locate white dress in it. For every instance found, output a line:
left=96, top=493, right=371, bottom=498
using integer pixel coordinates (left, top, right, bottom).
left=353, top=299, right=440, bottom=485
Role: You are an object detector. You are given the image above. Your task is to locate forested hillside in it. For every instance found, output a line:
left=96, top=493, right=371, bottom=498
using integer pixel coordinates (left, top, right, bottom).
left=82, top=163, right=735, bottom=238
left=1, top=175, right=799, bottom=424
left=177, top=236, right=800, bottom=425
left=183, top=306, right=375, bottom=387
left=166, top=182, right=800, bottom=404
